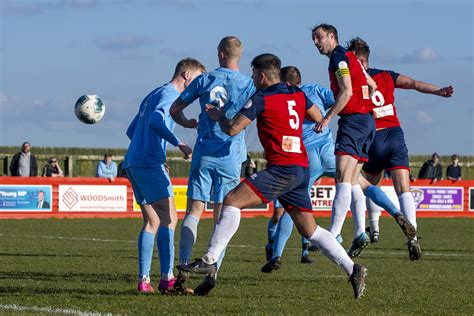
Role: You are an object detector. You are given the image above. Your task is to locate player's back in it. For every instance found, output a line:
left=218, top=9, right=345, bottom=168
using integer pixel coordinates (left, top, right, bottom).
left=250, top=82, right=309, bottom=167
left=329, top=45, right=372, bottom=115
left=300, top=84, right=335, bottom=148
left=367, top=68, right=401, bottom=129
left=124, top=83, right=179, bottom=168
left=182, top=67, right=255, bottom=162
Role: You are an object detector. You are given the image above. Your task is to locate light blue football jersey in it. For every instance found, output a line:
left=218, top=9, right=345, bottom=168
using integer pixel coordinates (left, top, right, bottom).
left=300, top=83, right=335, bottom=149
left=124, top=83, right=180, bottom=168
left=179, top=67, right=255, bottom=163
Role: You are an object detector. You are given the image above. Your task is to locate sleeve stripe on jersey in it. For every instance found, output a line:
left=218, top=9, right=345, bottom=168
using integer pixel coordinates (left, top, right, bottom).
left=335, top=68, right=350, bottom=78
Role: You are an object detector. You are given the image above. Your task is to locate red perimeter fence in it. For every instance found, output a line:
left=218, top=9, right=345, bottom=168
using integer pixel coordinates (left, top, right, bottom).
left=0, top=177, right=473, bottom=219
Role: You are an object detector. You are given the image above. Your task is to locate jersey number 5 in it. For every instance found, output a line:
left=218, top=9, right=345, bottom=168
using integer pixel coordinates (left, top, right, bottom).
left=287, top=100, right=299, bottom=130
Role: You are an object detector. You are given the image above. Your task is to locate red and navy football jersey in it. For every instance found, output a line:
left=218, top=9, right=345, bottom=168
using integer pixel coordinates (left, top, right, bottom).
left=239, top=82, right=312, bottom=167
left=367, top=68, right=401, bottom=129
left=329, top=45, right=372, bottom=115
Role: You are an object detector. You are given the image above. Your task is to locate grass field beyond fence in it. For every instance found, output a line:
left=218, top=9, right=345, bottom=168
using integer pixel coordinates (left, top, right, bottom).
left=0, top=217, right=473, bottom=314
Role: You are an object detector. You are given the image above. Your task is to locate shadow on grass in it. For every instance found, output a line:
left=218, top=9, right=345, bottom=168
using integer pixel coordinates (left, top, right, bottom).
left=0, top=285, right=135, bottom=296
left=0, top=271, right=135, bottom=283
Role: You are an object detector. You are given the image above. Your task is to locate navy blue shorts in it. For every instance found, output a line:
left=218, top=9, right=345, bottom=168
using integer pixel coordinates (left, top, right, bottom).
left=363, top=126, right=409, bottom=175
left=243, top=165, right=312, bottom=212
left=335, top=113, right=375, bottom=162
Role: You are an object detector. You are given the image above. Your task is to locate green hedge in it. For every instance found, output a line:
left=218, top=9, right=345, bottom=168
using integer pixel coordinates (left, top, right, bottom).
left=1, top=146, right=472, bottom=179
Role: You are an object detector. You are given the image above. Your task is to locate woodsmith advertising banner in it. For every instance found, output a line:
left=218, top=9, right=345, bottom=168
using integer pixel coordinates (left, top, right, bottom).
left=58, top=185, right=127, bottom=212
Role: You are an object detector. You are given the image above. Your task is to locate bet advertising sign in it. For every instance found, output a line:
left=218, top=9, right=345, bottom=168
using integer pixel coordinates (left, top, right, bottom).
left=310, top=185, right=336, bottom=211
left=0, top=185, right=52, bottom=212
left=58, top=185, right=127, bottom=212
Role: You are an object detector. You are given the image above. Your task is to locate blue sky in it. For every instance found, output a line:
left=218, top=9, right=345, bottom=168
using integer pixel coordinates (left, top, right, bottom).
left=1, top=0, right=473, bottom=155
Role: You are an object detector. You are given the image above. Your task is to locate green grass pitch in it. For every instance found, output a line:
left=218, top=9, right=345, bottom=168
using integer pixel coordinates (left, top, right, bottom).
left=0, top=217, right=473, bottom=315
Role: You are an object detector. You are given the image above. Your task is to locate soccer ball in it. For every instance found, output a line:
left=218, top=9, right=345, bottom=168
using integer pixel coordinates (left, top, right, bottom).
left=74, top=94, right=106, bottom=124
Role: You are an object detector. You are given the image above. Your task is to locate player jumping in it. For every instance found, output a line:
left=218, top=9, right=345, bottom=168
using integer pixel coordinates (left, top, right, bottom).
left=170, top=36, right=255, bottom=295
left=347, top=37, right=454, bottom=259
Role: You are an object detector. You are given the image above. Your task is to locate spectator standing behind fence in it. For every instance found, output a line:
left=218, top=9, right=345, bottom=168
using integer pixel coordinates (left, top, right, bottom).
left=418, top=152, right=443, bottom=183
left=42, top=157, right=64, bottom=177
left=241, top=154, right=257, bottom=177
left=9, top=141, right=38, bottom=177
left=446, top=154, right=462, bottom=181
left=96, top=154, right=117, bottom=180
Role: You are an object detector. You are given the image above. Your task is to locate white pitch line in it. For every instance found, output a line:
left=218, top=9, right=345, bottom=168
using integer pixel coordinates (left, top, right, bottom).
left=1, top=233, right=472, bottom=258
left=0, top=304, right=113, bottom=316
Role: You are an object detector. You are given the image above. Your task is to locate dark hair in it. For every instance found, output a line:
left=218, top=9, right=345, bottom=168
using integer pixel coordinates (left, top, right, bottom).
left=281, top=66, right=302, bottom=86
left=251, top=53, right=281, bottom=80
left=104, top=153, right=112, bottom=159
left=312, top=23, right=338, bottom=42
left=22, top=141, right=30, bottom=147
left=173, top=58, right=206, bottom=78
left=347, top=37, right=370, bottom=59
left=451, top=154, right=459, bottom=160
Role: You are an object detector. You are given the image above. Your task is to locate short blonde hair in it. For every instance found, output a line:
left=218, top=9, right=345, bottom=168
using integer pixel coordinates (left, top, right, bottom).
left=173, top=58, right=206, bottom=78
left=218, top=36, right=242, bottom=59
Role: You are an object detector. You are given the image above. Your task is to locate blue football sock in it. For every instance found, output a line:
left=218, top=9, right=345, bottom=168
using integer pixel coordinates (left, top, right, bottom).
left=138, top=230, right=155, bottom=278
left=272, top=212, right=293, bottom=259
left=366, top=185, right=400, bottom=218
left=267, top=219, right=278, bottom=249
left=179, top=215, right=199, bottom=264
left=157, top=227, right=175, bottom=279
left=301, top=237, right=310, bottom=257
left=216, top=248, right=226, bottom=270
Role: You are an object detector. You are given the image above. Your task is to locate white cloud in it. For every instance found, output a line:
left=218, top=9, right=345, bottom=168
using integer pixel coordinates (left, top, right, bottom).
left=94, top=35, right=157, bottom=52
left=401, top=47, right=441, bottom=64
left=416, top=110, right=433, bottom=126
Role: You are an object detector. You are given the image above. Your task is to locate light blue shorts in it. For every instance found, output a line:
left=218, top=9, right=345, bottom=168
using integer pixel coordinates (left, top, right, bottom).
left=187, top=157, right=241, bottom=203
left=274, top=141, right=336, bottom=208
left=126, top=165, right=173, bottom=204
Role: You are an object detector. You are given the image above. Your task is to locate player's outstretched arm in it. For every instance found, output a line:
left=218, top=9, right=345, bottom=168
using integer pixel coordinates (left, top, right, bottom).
left=366, top=74, right=377, bottom=98
left=205, top=105, right=251, bottom=136
left=126, top=114, right=139, bottom=140
left=395, top=75, right=454, bottom=97
left=315, top=75, right=352, bottom=132
left=170, top=98, right=199, bottom=128
left=305, top=105, right=323, bottom=122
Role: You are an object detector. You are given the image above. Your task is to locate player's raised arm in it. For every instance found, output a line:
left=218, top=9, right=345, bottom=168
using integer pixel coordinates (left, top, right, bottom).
left=315, top=75, right=352, bottom=132
left=170, top=97, right=198, bottom=128
left=395, top=75, right=454, bottom=98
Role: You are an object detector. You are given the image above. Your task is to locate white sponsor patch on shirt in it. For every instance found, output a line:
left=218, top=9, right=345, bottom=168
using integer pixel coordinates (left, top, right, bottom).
left=373, top=104, right=394, bottom=118
left=281, top=136, right=302, bottom=153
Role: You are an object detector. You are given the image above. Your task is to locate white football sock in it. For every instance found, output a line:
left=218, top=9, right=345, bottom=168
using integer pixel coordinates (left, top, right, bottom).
left=399, top=192, right=417, bottom=231
left=203, top=205, right=241, bottom=264
left=350, top=184, right=366, bottom=237
left=367, top=197, right=381, bottom=233
left=309, top=226, right=354, bottom=275
left=329, top=182, right=352, bottom=237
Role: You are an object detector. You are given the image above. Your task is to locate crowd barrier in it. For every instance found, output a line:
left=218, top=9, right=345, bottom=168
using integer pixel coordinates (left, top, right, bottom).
left=0, top=177, right=473, bottom=219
